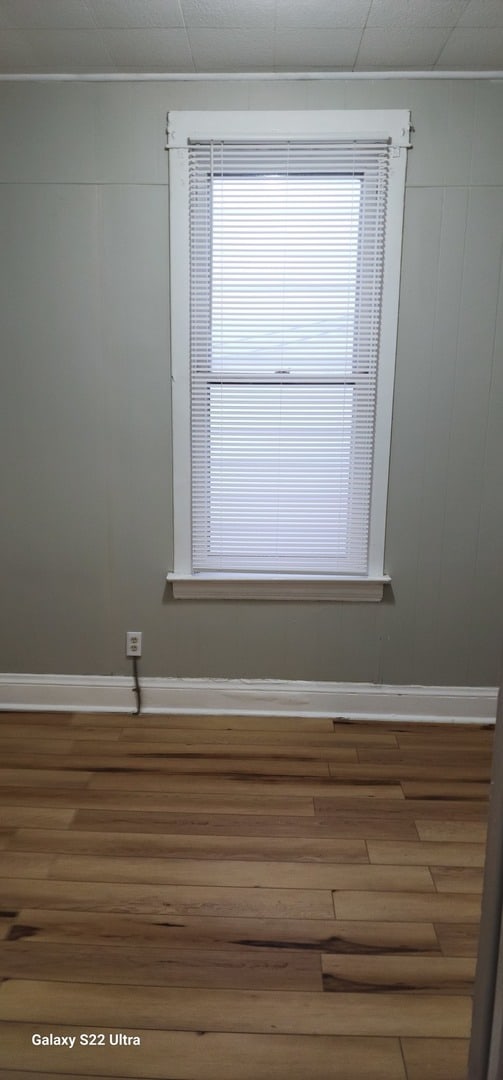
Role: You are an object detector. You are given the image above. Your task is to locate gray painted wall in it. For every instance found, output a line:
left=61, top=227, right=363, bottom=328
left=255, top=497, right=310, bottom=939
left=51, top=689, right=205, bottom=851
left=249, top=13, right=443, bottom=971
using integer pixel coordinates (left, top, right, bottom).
left=0, top=77, right=502, bottom=686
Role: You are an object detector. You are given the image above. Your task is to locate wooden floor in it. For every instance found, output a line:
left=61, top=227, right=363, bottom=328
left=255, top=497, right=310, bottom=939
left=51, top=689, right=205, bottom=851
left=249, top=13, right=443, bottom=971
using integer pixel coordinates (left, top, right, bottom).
left=0, top=711, right=493, bottom=1080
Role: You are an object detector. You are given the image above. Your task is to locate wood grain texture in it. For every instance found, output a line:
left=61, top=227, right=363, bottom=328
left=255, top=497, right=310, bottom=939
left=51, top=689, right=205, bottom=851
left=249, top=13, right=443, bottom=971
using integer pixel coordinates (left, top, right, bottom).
left=0, top=980, right=472, bottom=1036
left=367, top=840, right=486, bottom=867
left=0, top=1023, right=407, bottom=1079
left=0, top=711, right=491, bottom=1079
left=88, top=773, right=395, bottom=796
left=333, top=891, right=482, bottom=923
left=416, top=820, right=487, bottom=843
left=0, top=940, right=323, bottom=991
left=316, top=796, right=488, bottom=819
left=321, top=954, right=476, bottom=994
left=0, top=806, right=76, bottom=829
left=0, top=768, right=92, bottom=788
left=71, top=808, right=418, bottom=840
left=0, top=789, right=318, bottom=815
left=434, top=922, right=480, bottom=957
left=401, top=1037, right=470, bottom=1080
left=357, top=748, right=492, bottom=766
left=47, top=854, right=436, bottom=892
left=328, top=761, right=490, bottom=781
left=0, top=878, right=335, bottom=919
left=8, top=829, right=369, bottom=863
left=51, top=738, right=362, bottom=761
left=401, top=780, right=489, bottom=800
left=4, top=911, right=441, bottom=954
left=396, top=732, right=493, bottom=748
left=121, top=727, right=400, bottom=746
left=0, top=853, right=53, bottom=879
left=0, top=751, right=335, bottom=775
left=73, top=714, right=334, bottom=731
left=0, top=1074, right=131, bottom=1080
left=431, top=866, right=484, bottom=894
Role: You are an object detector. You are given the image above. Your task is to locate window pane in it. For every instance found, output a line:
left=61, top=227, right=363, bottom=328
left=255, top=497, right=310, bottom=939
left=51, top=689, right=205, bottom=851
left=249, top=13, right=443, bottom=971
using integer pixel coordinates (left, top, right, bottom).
left=193, top=384, right=369, bottom=572
left=211, top=175, right=361, bottom=378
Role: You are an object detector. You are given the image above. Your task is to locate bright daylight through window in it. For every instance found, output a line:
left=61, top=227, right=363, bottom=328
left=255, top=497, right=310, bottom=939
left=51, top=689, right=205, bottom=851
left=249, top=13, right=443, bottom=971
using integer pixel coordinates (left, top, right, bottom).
left=167, top=111, right=410, bottom=599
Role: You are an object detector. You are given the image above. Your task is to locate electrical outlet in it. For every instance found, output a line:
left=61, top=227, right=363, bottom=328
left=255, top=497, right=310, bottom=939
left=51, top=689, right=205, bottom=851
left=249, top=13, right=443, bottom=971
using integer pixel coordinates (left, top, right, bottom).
left=126, top=631, right=142, bottom=658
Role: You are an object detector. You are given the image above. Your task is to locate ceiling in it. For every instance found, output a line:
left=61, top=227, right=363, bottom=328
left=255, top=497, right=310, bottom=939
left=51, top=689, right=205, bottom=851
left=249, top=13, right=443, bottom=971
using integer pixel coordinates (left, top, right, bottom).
left=0, top=0, right=501, bottom=75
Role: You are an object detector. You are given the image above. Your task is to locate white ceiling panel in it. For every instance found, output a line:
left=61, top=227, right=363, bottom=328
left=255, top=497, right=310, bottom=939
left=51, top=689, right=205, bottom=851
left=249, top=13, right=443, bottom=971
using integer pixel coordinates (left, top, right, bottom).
left=20, top=28, right=116, bottom=70
left=275, top=0, right=371, bottom=30
left=0, top=0, right=96, bottom=29
left=87, top=0, right=184, bottom=29
left=101, top=27, right=194, bottom=69
left=367, top=0, right=469, bottom=28
left=356, top=27, right=451, bottom=68
left=437, top=27, right=503, bottom=65
left=458, top=0, right=503, bottom=27
left=180, top=0, right=275, bottom=30
left=274, top=29, right=362, bottom=70
left=0, top=0, right=502, bottom=73
left=188, top=28, right=274, bottom=70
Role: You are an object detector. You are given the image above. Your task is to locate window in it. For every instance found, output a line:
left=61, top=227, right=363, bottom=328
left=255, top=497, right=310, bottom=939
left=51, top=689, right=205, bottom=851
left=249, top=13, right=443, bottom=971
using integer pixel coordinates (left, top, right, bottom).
left=167, top=111, right=410, bottom=600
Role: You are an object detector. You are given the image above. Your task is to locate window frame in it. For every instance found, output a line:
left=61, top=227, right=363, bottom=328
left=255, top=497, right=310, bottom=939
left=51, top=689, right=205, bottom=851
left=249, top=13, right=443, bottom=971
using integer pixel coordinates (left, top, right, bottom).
left=167, top=109, right=410, bottom=601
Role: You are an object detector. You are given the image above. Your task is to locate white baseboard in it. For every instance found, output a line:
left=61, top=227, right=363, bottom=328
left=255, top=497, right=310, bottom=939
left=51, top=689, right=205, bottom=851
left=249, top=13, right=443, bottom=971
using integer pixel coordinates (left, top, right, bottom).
left=0, top=673, right=497, bottom=724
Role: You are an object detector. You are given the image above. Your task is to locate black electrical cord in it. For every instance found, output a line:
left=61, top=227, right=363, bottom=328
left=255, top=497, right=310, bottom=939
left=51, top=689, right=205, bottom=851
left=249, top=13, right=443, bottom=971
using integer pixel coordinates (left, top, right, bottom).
left=132, top=655, right=142, bottom=715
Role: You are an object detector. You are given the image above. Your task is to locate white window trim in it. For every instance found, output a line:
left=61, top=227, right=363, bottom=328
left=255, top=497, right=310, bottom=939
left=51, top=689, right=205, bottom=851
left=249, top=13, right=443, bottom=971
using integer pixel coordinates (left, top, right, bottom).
left=167, top=109, right=410, bottom=601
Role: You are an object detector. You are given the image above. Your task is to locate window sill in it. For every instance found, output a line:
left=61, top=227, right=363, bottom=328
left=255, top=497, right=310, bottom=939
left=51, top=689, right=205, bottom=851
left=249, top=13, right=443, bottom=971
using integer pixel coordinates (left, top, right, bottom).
left=166, top=574, right=390, bottom=601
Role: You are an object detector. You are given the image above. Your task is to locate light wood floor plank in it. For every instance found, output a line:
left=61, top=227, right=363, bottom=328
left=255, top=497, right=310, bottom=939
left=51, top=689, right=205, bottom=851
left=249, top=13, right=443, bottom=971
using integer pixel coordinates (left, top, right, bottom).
left=0, top=722, right=122, bottom=741
left=69, top=808, right=418, bottom=840
left=5, top=911, right=440, bottom=954
left=0, top=940, right=323, bottom=991
left=47, top=855, right=435, bottom=892
left=0, top=737, right=76, bottom=754
left=120, top=728, right=400, bottom=747
left=396, top=731, right=493, bottom=748
left=401, top=1037, right=469, bottom=1080
left=328, top=760, right=491, bottom=781
left=0, top=1023, right=407, bottom=1080
left=0, top=752, right=334, bottom=776
left=9, top=829, right=369, bottom=863
left=0, top=807, right=75, bottom=829
left=431, top=867, right=484, bottom=894
left=315, top=796, right=487, bottom=819
left=0, top=713, right=72, bottom=726
left=62, top=739, right=361, bottom=762
left=0, top=980, right=472, bottom=1036
left=321, top=954, right=476, bottom=994
left=333, top=891, right=481, bottom=923
left=416, top=821, right=487, bottom=843
left=0, top=878, right=335, bottom=919
left=357, top=748, right=492, bottom=766
left=434, top=923, right=480, bottom=957
left=0, top=1074, right=131, bottom=1080
left=88, top=774, right=396, bottom=796
left=0, top=789, right=316, bottom=816
left=0, top=768, right=92, bottom=788
left=0, top=853, right=54, bottom=880
left=71, top=714, right=335, bottom=732
left=367, top=840, right=486, bottom=867
left=401, top=780, right=489, bottom=800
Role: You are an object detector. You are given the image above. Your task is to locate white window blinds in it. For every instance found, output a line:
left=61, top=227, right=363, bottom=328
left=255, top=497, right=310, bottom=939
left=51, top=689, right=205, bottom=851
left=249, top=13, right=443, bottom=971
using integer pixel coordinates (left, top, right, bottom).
left=188, top=137, right=391, bottom=577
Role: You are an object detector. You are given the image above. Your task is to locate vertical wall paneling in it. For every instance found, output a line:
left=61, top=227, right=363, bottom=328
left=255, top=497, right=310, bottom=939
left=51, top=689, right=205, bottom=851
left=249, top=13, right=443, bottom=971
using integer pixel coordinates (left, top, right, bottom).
left=0, top=78, right=502, bottom=685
